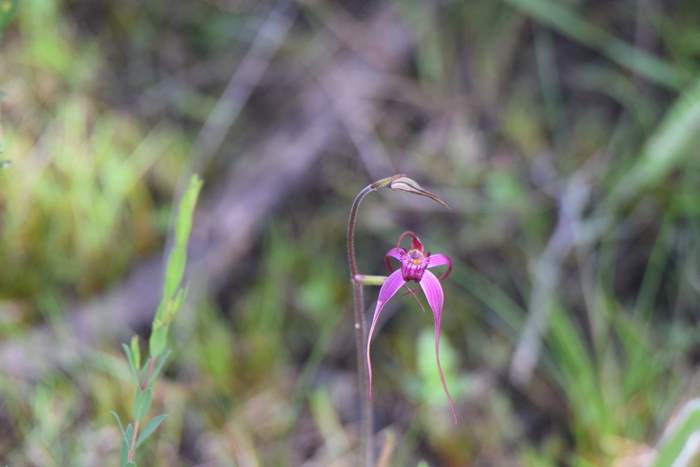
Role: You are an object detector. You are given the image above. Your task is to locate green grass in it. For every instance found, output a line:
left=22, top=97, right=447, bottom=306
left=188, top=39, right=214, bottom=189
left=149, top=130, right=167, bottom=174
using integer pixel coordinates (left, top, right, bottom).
left=2, top=0, right=700, bottom=465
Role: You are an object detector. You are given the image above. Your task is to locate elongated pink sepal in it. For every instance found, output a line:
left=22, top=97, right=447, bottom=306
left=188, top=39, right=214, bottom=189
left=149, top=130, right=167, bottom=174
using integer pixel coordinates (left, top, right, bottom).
left=366, top=269, right=406, bottom=400
left=419, top=270, right=458, bottom=424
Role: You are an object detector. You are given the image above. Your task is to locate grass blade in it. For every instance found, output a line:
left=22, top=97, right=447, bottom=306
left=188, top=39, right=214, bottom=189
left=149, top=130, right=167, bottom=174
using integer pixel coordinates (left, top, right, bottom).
left=607, top=76, right=700, bottom=209
left=654, top=400, right=700, bottom=467
left=505, top=0, right=690, bottom=90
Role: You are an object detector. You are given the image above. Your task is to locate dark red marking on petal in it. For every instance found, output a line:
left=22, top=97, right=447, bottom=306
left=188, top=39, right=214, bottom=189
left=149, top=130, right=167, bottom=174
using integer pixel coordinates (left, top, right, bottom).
left=385, top=247, right=405, bottom=274
left=396, top=231, right=424, bottom=253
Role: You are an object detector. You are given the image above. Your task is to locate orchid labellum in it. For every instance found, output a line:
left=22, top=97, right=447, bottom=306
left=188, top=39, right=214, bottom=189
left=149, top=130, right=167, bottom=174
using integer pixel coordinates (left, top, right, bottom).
left=366, top=231, right=457, bottom=423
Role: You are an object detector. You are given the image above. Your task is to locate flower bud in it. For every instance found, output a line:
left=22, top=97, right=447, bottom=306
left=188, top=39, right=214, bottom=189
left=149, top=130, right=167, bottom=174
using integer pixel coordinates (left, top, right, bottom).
left=389, top=176, right=449, bottom=208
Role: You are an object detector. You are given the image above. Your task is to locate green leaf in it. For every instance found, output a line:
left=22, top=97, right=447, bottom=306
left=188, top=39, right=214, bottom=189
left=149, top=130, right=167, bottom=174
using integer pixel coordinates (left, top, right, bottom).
left=121, top=424, right=134, bottom=467
left=654, top=400, right=700, bottom=467
left=120, top=441, right=128, bottom=467
left=130, top=336, right=141, bottom=370
left=162, top=175, right=202, bottom=301
left=164, top=288, right=187, bottom=324
left=136, top=414, right=168, bottom=448
left=122, top=343, right=138, bottom=380
left=111, top=411, right=127, bottom=445
left=133, top=387, right=153, bottom=421
left=149, top=174, right=202, bottom=358
left=149, top=327, right=168, bottom=361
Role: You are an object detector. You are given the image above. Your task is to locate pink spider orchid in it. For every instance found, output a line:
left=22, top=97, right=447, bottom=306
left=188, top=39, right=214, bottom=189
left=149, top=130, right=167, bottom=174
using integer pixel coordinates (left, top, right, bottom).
left=366, top=231, right=457, bottom=423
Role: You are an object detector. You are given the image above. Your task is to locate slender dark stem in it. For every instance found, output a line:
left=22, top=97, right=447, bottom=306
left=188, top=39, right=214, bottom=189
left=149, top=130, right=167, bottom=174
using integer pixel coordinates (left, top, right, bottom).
left=347, top=184, right=374, bottom=280
left=347, top=183, right=376, bottom=467
left=347, top=174, right=407, bottom=466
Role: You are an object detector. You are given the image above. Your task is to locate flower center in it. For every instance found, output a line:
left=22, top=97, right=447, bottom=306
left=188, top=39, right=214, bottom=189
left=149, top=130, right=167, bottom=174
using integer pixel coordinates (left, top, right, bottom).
left=409, top=250, right=422, bottom=263
left=401, top=249, right=428, bottom=281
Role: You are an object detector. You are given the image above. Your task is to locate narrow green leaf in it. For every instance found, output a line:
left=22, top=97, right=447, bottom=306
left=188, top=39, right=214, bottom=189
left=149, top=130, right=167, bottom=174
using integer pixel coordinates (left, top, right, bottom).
left=149, top=174, right=202, bottom=358
left=121, top=424, right=134, bottom=467
left=133, top=387, right=153, bottom=421
left=151, top=302, right=165, bottom=329
left=120, top=440, right=128, bottom=467
left=122, top=343, right=133, bottom=366
left=165, top=288, right=187, bottom=323
left=136, top=414, right=168, bottom=448
left=111, top=411, right=127, bottom=445
left=162, top=175, right=203, bottom=301
left=149, top=328, right=167, bottom=361
left=122, top=343, right=138, bottom=380
left=654, top=400, right=700, bottom=467
left=130, top=336, right=141, bottom=370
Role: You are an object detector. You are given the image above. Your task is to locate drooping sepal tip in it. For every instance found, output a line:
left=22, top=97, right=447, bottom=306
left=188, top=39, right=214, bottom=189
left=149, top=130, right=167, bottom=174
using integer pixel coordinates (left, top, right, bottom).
left=389, top=176, right=450, bottom=208
left=369, top=174, right=449, bottom=208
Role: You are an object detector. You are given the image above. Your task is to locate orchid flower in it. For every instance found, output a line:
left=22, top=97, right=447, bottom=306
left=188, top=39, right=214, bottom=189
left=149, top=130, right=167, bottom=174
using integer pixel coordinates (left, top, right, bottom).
left=366, top=231, right=457, bottom=423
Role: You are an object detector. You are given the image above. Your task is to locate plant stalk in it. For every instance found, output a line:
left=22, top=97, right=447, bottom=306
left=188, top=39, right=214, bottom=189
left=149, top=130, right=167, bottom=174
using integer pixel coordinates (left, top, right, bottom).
left=347, top=183, right=375, bottom=467
left=346, top=173, right=424, bottom=466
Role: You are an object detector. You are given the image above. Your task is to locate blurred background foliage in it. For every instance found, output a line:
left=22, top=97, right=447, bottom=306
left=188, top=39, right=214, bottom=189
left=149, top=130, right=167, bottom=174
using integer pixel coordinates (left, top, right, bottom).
left=1, top=0, right=700, bottom=466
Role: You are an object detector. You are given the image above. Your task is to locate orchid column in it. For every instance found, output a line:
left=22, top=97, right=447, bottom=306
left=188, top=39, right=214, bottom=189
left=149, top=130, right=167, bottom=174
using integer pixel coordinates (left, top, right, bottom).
left=346, top=174, right=449, bottom=467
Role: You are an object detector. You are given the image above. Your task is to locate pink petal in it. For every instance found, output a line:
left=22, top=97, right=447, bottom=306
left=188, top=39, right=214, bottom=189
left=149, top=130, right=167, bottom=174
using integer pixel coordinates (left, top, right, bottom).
left=419, top=270, right=458, bottom=424
left=366, top=269, right=406, bottom=400
left=427, top=253, right=452, bottom=281
left=384, top=247, right=405, bottom=273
